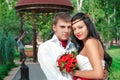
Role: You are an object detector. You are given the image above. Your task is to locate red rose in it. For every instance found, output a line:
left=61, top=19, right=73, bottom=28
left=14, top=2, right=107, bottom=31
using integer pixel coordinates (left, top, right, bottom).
left=57, top=51, right=79, bottom=73
left=60, top=54, right=69, bottom=62
left=64, top=64, right=72, bottom=72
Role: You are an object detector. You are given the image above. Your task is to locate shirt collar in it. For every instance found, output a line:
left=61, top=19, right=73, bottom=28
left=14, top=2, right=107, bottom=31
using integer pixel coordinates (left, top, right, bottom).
left=50, top=34, right=59, bottom=42
left=50, top=34, right=72, bottom=49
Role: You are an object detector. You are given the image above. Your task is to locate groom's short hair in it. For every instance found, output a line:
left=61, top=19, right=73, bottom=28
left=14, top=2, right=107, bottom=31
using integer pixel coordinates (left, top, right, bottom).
left=52, top=12, right=71, bottom=25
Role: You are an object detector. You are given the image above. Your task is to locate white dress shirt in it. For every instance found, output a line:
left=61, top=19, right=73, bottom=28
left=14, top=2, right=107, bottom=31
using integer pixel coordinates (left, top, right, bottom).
left=37, top=34, right=76, bottom=80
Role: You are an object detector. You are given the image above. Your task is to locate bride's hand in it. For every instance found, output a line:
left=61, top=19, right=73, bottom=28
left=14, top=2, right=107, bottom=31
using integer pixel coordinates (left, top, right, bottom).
left=71, top=70, right=79, bottom=76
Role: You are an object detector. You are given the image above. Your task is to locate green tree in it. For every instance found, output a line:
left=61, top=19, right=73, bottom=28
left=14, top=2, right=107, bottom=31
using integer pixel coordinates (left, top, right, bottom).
left=71, top=0, right=120, bottom=48
left=0, top=31, right=7, bottom=65
left=6, top=32, right=16, bottom=64
left=0, top=0, right=19, bottom=36
left=24, top=13, right=53, bottom=42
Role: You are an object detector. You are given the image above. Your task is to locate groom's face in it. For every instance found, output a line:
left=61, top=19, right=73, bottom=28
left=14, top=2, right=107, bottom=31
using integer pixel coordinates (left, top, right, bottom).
left=53, top=19, right=72, bottom=41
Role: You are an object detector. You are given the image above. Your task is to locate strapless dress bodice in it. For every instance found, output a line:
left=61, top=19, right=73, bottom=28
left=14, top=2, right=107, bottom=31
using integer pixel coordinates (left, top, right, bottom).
left=76, top=54, right=105, bottom=71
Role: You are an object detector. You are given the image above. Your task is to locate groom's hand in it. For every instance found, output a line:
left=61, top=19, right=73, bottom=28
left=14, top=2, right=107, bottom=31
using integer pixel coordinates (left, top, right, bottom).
left=103, top=69, right=108, bottom=80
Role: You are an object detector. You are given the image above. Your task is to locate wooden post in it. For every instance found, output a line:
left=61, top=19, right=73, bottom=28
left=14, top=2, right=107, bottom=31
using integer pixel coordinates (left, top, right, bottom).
left=32, top=11, right=37, bottom=62
left=19, top=13, right=24, bottom=36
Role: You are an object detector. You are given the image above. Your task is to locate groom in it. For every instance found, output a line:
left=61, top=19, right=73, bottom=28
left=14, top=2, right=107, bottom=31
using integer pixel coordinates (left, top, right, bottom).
left=37, top=12, right=76, bottom=80
left=37, top=12, right=107, bottom=80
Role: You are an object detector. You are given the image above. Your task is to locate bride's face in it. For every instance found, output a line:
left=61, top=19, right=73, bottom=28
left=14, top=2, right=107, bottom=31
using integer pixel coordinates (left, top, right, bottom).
left=72, top=19, right=88, bottom=41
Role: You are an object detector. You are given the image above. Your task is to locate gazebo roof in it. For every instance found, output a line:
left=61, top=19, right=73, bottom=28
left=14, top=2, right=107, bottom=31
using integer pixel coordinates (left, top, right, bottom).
left=15, top=0, right=74, bottom=12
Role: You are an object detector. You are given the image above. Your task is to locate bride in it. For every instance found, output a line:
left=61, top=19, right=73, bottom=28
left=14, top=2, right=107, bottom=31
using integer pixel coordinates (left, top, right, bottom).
left=71, top=12, right=112, bottom=80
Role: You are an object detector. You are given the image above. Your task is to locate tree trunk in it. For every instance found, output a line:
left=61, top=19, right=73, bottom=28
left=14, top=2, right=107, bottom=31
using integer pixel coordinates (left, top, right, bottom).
left=104, top=41, right=111, bottom=50
left=5, top=0, right=12, bottom=10
left=76, top=0, right=83, bottom=12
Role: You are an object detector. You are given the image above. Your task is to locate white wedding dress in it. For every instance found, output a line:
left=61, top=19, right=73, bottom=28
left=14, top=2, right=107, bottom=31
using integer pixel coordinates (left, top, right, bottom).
left=76, top=54, right=106, bottom=80
left=76, top=54, right=105, bottom=71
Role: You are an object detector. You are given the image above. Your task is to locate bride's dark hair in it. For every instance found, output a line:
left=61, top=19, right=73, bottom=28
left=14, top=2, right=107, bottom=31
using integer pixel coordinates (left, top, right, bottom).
left=71, top=12, right=112, bottom=70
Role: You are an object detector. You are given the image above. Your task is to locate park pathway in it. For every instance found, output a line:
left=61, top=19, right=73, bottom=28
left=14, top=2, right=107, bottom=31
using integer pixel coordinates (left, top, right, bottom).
left=4, top=60, right=47, bottom=80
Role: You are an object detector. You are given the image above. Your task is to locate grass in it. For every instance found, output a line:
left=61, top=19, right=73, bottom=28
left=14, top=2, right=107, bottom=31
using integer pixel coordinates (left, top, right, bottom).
left=107, top=46, right=120, bottom=80
left=25, top=48, right=33, bottom=50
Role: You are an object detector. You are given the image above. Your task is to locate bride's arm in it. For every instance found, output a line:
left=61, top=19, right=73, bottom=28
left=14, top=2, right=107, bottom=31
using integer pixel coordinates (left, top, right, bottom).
left=72, top=39, right=104, bottom=79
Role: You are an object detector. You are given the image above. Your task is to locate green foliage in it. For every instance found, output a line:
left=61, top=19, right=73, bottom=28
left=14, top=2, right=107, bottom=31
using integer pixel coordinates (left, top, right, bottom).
left=37, top=13, right=53, bottom=41
left=71, top=0, right=120, bottom=42
left=0, top=63, right=17, bottom=80
left=107, top=46, right=120, bottom=79
left=0, top=66, right=8, bottom=76
left=0, top=0, right=120, bottom=43
left=0, top=30, right=16, bottom=66
left=0, top=0, right=20, bottom=36
left=0, top=30, right=7, bottom=65
left=24, top=13, right=53, bottom=41
left=6, top=32, right=16, bottom=64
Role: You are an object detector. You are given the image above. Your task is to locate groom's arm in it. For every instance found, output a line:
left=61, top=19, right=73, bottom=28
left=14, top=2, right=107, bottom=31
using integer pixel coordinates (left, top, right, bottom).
left=37, top=44, right=72, bottom=80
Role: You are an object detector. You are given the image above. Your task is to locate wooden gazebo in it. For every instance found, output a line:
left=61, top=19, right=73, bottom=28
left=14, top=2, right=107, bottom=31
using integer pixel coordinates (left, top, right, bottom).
left=15, top=0, right=73, bottom=62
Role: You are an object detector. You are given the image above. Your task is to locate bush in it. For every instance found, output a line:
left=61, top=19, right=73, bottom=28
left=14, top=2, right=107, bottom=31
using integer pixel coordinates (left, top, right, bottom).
left=0, top=30, right=7, bottom=65
left=6, top=32, right=16, bottom=64
left=0, top=63, right=17, bottom=80
left=0, top=30, right=17, bottom=80
left=0, top=65, right=9, bottom=80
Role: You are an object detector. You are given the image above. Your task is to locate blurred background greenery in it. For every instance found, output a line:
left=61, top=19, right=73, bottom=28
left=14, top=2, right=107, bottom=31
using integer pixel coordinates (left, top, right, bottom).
left=0, top=0, right=120, bottom=80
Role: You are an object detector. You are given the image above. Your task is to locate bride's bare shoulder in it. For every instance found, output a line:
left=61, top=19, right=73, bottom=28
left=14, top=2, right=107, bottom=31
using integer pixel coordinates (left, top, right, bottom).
left=85, top=38, right=98, bottom=47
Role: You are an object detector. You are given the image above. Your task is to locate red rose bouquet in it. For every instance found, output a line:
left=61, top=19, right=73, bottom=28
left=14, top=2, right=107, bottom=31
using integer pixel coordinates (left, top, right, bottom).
left=57, top=51, right=79, bottom=73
